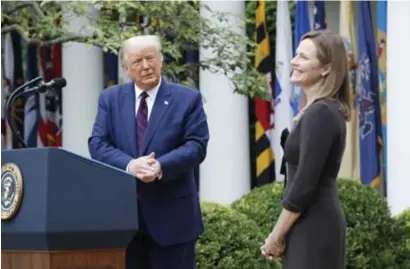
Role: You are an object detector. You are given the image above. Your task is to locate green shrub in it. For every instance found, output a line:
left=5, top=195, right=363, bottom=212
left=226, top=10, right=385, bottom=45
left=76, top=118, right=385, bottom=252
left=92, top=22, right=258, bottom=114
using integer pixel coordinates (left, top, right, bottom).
left=337, top=179, right=405, bottom=269
left=397, top=208, right=410, bottom=248
left=396, top=208, right=410, bottom=269
left=231, top=183, right=285, bottom=267
left=232, top=179, right=406, bottom=269
left=231, top=182, right=284, bottom=234
left=196, top=202, right=280, bottom=269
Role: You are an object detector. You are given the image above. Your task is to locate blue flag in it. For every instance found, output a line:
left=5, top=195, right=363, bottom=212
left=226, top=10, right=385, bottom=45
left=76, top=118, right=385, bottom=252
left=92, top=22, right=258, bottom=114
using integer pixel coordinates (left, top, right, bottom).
left=106, top=52, right=118, bottom=87
left=357, top=1, right=383, bottom=187
left=184, top=42, right=200, bottom=190
left=292, top=1, right=310, bottom=116
left=314, top=1, right=326, bottom=30
left=10, top=31, right=25, bottom=148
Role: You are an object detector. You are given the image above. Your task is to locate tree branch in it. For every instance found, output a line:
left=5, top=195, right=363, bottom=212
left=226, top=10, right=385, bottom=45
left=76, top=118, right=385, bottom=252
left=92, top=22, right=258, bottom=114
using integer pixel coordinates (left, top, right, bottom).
left=1, top=24, right=99, bottom=47
left=4, top=1, right=45, bottom=18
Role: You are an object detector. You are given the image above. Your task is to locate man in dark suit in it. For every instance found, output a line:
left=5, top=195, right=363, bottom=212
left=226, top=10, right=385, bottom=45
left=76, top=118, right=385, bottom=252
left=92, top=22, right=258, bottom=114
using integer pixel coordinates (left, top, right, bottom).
left=88, top=35, right=209, bottom=269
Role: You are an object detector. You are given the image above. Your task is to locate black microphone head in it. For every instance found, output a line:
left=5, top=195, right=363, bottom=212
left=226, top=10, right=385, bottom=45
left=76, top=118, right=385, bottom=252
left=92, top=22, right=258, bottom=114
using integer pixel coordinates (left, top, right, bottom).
left=38, top=86, right=47, bottom=93
left=53, top=77, right=67, bottom=88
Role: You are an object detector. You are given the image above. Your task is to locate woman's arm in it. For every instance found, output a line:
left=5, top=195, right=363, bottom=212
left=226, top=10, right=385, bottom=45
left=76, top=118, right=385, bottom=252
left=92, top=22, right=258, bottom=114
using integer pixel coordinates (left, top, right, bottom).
left=272, top=208, right=301, bottom=237
left=261, top=209, right=300, bottom=259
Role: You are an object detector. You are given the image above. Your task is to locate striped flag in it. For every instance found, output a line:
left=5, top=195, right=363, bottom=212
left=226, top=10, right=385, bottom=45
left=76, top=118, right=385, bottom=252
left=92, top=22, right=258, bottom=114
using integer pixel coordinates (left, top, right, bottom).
left=37, top=43, right=62, bottom=147
left=10, top=31, right=25, bottom=148
left=2, top=32, right=14, bottom=150
left=357, top=1, right=383, bottom=188
left=377, top=0, right=387, bottom=192
left=24, top=43, right=39, bottom=147
left=1, top=77, right=13, bottom=149
left=339, top=0, right=360, bottom=182
left=274, top=0, right=293, bottom=182
left=292, top=1, right=310, bottom=116
left=253, top=0, right=275, bottom=186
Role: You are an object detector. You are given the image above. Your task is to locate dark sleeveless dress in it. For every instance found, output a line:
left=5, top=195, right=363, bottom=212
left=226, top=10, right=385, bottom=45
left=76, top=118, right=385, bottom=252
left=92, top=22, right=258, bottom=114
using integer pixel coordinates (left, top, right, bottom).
left=282, top=98, right=347, bottom=269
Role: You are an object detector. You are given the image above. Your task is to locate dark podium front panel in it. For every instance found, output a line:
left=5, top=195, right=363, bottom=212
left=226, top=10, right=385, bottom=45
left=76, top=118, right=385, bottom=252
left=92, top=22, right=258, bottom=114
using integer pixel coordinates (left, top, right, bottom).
left=1, top=147, right=138, bottom=251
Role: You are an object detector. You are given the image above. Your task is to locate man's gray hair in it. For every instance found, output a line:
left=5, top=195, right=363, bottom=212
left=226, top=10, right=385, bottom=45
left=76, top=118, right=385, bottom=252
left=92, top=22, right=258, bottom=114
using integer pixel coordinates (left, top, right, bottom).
left=120, top=35, right=163, bottom=68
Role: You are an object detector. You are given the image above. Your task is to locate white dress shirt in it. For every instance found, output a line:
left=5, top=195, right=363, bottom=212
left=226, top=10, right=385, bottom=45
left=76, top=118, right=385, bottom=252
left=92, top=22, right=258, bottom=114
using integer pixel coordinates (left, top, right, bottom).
left=134, top=77, right=161, bottom=120
left=126, top=78, right=162, bottom=176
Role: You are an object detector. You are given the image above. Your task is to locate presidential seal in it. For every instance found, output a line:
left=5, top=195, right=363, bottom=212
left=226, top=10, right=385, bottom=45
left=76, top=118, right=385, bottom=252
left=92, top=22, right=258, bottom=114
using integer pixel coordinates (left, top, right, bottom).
left=1, top=163, right=23, bottom=220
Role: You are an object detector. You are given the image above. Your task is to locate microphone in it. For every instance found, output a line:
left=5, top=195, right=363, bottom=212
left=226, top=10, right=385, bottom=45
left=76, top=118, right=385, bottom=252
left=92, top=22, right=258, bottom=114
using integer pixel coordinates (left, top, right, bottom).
left=34, top=77, right=67, bottom=93
left=5, top=77, right=67, bottom=148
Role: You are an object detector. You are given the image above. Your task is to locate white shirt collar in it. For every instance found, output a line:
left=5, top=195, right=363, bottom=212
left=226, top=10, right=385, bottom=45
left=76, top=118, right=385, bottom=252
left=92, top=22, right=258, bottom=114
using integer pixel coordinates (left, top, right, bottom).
left=134, top=77, right=162, bottom=100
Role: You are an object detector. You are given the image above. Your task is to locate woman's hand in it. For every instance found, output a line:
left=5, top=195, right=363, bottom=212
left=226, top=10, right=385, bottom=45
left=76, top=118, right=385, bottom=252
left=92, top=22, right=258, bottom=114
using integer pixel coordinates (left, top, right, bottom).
left=260, top=231, right=286, bottom=260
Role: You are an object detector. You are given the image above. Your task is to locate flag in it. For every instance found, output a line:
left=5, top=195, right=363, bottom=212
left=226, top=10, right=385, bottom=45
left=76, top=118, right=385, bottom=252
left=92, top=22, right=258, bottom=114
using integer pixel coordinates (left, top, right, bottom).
left=314, top=1, right=326, bottom=30
left=377, top=0, right=387, bottom=192
left=274, top=1, right=294, bottom=182
left=339, top=0, right=360, bottom=182
left=24, top=43, right=39, bottom=148
left=1, top=77, right=13, bottom=149
left=253, top=0, right=275, bottom=187
left=37, top=43, right=62, bottom=147
left=185, top=42, right=199, bottom=89
left=10, top=31, right=25, bottom=148
left=106, top=52, right=118, bottom=87
left=185, top=42, right=200, bottom=191
left=292, top=1, right=310, bottom=116
left=357, top=1, right=383, bottom=188
left=2, top=32, right=14, bottom=150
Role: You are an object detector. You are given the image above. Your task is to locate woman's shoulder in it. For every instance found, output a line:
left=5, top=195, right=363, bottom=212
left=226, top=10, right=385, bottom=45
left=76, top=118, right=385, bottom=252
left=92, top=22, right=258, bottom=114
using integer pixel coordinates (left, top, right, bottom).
left=307, top=98, right=342, bottom=116
left=302, top=98, right=344, bottom=127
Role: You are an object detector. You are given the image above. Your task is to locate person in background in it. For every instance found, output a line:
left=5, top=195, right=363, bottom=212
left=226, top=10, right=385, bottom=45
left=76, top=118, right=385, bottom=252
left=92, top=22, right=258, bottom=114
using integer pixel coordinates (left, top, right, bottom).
left=261, top=30, right=350, bottom=269
left=88, top=35, right=209, bottom=269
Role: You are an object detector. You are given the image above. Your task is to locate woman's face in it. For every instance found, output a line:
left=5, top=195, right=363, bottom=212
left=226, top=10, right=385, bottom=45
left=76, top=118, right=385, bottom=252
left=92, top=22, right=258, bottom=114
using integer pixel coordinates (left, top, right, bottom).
left=290, top=39, right=326, bottom=89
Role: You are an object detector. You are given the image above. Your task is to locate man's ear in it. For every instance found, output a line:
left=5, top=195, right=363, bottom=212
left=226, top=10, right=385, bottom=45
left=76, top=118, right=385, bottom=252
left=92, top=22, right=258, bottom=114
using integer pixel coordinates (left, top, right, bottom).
left=321, top=64, right=331, bottom=77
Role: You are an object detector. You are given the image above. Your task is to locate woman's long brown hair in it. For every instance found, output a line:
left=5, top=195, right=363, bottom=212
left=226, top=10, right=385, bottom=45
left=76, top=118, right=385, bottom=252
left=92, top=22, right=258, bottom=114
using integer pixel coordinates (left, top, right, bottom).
left=295, top=30, right=352, bottom=122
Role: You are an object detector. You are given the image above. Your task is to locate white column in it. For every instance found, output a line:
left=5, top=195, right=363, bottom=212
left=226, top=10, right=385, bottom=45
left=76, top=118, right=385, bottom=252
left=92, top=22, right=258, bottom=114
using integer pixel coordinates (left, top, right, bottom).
left=199, top=1, right=250, bottom=205
left=62, top=5, right=103, bottom=157
left=387, top=1, right=410, bottom=216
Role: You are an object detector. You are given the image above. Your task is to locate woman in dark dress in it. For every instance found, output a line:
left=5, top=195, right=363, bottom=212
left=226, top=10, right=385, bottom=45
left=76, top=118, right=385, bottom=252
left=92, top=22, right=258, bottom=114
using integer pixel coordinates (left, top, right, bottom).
left=260, top=30, right=351, bottom=269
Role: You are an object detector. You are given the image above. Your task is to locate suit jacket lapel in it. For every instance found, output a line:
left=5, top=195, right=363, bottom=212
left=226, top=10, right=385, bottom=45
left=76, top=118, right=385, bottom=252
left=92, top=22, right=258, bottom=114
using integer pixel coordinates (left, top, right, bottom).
left=140, top=80, right=172, bottom=155
left=120, top=82, right=138, bottom=157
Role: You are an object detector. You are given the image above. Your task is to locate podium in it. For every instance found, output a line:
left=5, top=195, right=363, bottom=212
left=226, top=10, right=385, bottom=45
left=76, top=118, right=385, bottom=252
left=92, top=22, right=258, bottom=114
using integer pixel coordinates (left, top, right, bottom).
left=1, top=147, right=138, bottom=269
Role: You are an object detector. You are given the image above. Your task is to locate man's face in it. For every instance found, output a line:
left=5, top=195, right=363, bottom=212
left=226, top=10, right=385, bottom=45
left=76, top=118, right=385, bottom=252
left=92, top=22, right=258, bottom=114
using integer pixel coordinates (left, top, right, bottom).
left=125, top=45, right=162, bottom=90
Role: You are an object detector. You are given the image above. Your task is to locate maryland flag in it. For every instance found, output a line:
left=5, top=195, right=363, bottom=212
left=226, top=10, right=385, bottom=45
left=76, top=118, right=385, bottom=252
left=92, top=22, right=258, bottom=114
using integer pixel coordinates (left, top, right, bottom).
left=253, top=0, right=275, bottom=187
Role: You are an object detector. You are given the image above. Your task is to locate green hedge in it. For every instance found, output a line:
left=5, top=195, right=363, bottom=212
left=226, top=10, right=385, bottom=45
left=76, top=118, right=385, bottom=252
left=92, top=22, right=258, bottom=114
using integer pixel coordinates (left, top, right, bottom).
left=232, top=179, right=407, bottom=269
left=397, top=208, right=410, bottom=249
left=196, top=202, right=280, bottom=269
left=231, top=182, right=283, bottom=234
left=337, top=179, right=405, bottom=269
left=396, top=208, right=410, bottom=269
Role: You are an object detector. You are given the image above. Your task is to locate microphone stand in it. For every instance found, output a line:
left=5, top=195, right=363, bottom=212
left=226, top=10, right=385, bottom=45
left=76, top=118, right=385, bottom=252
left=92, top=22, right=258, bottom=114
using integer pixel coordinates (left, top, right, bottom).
left=5, top=76, right=43, bottom=149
